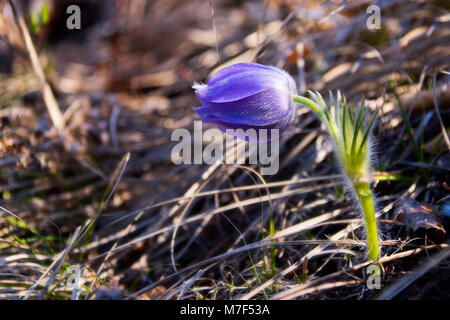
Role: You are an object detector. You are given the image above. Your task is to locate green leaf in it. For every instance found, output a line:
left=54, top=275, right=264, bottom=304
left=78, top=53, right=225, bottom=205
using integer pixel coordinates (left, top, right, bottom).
left=30, top=12, right=40, bottom=34
left=359, top=106, right=380, bottom=155
left=40, top=2, right=50, bottom=25
left=390, top=81, right=422, bottom=162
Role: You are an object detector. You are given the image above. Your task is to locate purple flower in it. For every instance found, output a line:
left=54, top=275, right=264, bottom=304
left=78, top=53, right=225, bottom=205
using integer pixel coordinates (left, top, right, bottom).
left=193, top=63, right=297, bottom=141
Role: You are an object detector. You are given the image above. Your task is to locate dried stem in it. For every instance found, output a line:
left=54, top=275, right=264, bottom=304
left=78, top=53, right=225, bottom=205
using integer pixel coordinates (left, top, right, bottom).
left=7, top=0, right=64, bottom=133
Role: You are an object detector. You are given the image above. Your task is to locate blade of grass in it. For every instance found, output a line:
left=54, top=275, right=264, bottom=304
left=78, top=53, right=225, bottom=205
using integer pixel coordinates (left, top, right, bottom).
left=390, top=81, right=422, bottom=162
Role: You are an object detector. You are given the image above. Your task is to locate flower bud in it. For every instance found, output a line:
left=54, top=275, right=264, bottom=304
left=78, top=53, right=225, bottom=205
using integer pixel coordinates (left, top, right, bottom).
left=193, top=63, right=297, bottom=140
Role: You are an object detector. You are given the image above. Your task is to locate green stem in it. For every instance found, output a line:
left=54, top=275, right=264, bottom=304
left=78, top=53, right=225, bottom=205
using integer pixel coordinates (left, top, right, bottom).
left=354, top=182, right=380, bottom=261
left=293, top=95, right=338, bottom=140
left=292, top=94, right=380, bottom=262
left=292, top=95, right=321, bottom=115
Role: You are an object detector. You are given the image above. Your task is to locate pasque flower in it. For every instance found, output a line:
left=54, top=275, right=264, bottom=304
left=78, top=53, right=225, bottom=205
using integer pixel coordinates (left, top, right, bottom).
left=192, top=62, right=381, bottom=263
left=193, top=63, right=297, bottom=140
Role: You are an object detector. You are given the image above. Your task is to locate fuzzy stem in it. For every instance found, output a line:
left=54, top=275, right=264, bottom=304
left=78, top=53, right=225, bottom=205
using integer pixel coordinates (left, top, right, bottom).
left=293, top=94, right=380, bottom=262
left=354, top=182, right=380, bottom=261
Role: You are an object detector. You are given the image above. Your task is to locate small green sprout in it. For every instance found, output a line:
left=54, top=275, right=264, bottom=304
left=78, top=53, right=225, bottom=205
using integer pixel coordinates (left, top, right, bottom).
left=29, top=2, right=50, bottom=34
left=293, top=91, right=380, bottom=261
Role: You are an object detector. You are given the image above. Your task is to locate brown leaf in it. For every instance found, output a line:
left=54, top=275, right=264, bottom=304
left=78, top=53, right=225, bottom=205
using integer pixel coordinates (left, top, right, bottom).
left=394, top=199, right=446, bottom=238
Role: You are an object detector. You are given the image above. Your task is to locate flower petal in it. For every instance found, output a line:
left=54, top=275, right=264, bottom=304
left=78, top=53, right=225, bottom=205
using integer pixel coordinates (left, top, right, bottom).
left=208, top=63, right=287, bottom=86
left=194, top=89, right=292, bottom=126
left=196, top=63, right=295, bottom=104
left=199, top=106, right=294, bottom=141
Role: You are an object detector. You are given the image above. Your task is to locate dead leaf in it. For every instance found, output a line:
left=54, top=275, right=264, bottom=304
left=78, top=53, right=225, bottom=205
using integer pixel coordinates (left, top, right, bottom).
left=394, top=199, right=446, bottom=239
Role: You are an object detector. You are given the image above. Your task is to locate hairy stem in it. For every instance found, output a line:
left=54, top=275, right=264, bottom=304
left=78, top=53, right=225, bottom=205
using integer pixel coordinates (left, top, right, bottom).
left=293, top=94, right=380, bottom=262
left=354, top=182, right=380, bottom=261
